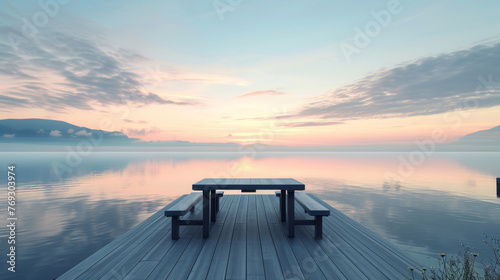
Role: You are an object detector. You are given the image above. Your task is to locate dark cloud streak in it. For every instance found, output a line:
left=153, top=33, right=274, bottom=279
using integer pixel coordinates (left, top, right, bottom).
left=238, top=90, right=290, bottom=98
left=0, top=15, right=200, bottom=111
left=279, top=121, right=343, bottom=128
left=294, top=42, right=500, bottom=120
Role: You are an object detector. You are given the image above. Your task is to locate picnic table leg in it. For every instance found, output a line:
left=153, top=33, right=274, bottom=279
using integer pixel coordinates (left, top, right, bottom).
left=280, top=190, right=286, bottom=222
left=287, top=190, right=295, bottom=238
left=203, top=190, right=210, bottom=238
left=171, top=216, right=180, bottom=240
left=210, top=189, right=216, bottom=222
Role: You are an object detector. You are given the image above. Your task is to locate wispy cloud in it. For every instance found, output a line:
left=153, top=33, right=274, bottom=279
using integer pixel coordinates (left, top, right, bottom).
left=165, top=72, right=248, bottom=86
left=75, top=130, right=92, bottom=136
left=279, top=121, right=343, bottom=128
left=125, top=127, right=161, bottom=136
left=124, top=119, right=149, bottom=124
left=0, top=14, right=203, bottom=112
left=291, top=42, right=500, bottom=120
left=238, top=90, right=291, bottom=98
left=50, top=130, right=62, bottom=137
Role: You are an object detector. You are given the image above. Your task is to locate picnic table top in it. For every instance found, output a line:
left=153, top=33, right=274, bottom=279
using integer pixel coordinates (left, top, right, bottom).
left=192, top=178, right=305, bottom=191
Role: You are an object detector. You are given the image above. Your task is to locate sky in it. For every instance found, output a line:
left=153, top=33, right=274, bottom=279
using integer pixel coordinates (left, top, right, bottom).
left=1, top=0, right=500, bottom=147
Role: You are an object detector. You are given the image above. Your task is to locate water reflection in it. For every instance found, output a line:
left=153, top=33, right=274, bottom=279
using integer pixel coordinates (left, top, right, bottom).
left=0, top=152, right=498, bottom=279
left=308, top=181, right=500, bottom=267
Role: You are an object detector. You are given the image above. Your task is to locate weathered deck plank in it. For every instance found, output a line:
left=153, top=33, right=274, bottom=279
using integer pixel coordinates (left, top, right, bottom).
left=186, top=195, right=235, bottom=280
left=167, top=195, right=234, bottom=280
left=205, top=195, right=241, bottom=279
left=256, top=195, right=285, bottom=280
left=226, top=195, right=248, bottom=279
left=311, top=196, right=419, bottom=268
left=58, top=195, right=186, bottom=280
left=147, top=194, right=233, bottom=279
left=123, top=261, right=158, bottom=280
left=267, top=194, right=347, bottom=280
left=263, top=195, right=306, bottom=280
left=246, top=195, right=265, bottom=280
left=59, top=194, right=421, bottom=280
left=309, top=194, right=421, bottom=274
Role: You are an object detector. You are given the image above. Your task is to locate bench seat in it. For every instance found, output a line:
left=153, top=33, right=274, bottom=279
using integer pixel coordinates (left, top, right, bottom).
left=165, top=192, right=224, bottom=240
left=295, top=192, right=330, bottom=216
left=165, top=192, right=202, bottom=216
left=165, top=193, right=203, bottom=239
left=276, top=191, right=330, bottom=239
left=295, top=192, right=330, bottom=239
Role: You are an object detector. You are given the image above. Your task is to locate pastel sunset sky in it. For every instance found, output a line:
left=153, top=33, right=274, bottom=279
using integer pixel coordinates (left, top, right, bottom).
left=1, top=0, right=500, bottom=147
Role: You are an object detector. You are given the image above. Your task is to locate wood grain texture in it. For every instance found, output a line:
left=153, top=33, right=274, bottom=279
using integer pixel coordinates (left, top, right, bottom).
left=295, top=192, right=330, bottom=216
left=192, top=178, right=305, bottom=190
left=60, top=194, right=421, bottom=280
left=164, top=192, right=202, bottom=216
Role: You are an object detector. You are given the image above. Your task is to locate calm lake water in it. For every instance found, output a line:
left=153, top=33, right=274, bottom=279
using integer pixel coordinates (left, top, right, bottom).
left=0, top=151, right=499, bottom=279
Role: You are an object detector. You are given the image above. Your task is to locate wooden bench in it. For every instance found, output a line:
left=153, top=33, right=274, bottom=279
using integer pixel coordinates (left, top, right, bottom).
left=165, top=193, right=203, bottom=239
left=165, top=192, right=224, bottom=239
left=276, top=191, right=330, bottom=239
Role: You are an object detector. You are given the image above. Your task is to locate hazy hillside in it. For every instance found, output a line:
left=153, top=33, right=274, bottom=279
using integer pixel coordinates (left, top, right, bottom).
left=451, top=125, right=500, bottom=146
left=0, top=118, right=242, bottom=151
left=1, top=118, right=499, bottom=151
left=0, top=118, right=135, bottom=144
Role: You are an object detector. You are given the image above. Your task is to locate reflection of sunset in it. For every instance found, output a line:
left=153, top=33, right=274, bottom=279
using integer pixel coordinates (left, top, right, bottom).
left=16, top=151, right=497, bottom=236
left=244, top=154, right=498, bottom=199
left=232, top=156, right=255, bottom=172
left=40, top=152, right=500, bottom=205
left=3, top=151, right=499, bottom=280
left=16, top=151, right=494, bottom=242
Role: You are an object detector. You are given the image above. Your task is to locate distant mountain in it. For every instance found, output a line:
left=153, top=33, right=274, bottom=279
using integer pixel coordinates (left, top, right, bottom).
left=0, top=118, right=245, bottom=151
left=451, top=125, right=500, bottom=146
left=2, top=118, right=499, bottom=151
left=0, top=118, right=136, bottom=145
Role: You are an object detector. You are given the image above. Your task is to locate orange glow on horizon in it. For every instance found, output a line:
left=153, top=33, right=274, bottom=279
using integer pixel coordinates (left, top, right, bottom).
left=31, top=153, right=500, bottom=206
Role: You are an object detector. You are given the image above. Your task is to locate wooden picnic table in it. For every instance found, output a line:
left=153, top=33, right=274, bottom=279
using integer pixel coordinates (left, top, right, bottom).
left=192, top=178, right=305, bottom=238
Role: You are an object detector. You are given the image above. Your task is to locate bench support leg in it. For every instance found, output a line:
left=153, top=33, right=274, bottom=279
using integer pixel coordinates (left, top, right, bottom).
left=315, top=216, right=323, bottom=239
left=172, top=216, right=180, bottom=240
left=203, top=190, right=209, bottom=238
left=216, top=196, right=220, bottom=213
left=211, top=190, right=216, bottom=222
left=287, top=190, right=295, bottom=238
left=280, top=190, right=286, bottom=222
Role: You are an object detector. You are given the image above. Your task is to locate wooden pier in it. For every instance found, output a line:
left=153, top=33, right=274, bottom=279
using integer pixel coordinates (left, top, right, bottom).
left=58, top=194, right=421, bottom=279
